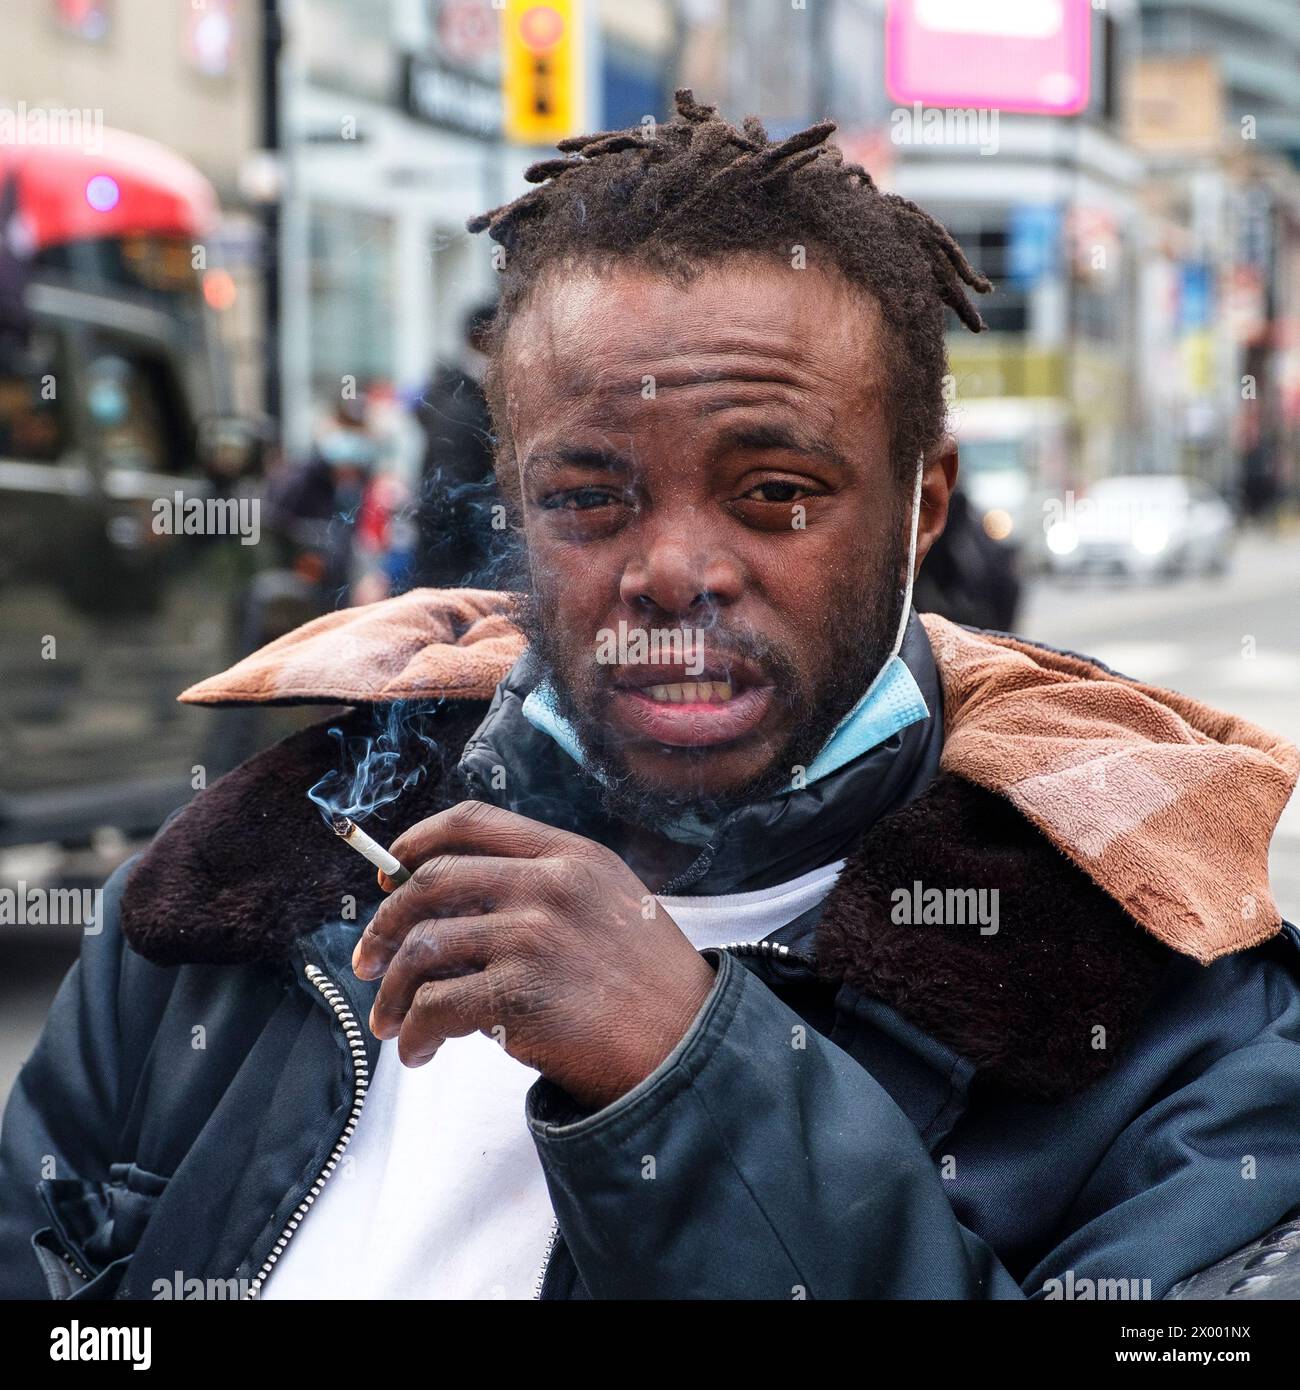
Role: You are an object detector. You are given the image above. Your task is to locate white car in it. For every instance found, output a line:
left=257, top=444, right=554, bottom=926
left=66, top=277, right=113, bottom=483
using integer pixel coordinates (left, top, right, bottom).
left=1044, top=475, right=1235, bottom=580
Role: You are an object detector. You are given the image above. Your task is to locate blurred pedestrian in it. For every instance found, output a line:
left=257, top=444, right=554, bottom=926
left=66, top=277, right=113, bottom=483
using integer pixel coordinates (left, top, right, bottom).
left=407, top=300, right=501, bottom=589
left=265, top=398, right=380, bottom=603
left=911, top=485, right=1021, bottom=631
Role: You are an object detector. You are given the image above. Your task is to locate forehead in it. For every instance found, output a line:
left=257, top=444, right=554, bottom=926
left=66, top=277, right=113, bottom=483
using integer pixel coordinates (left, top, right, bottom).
left=499, top=257, right=886, bottom=438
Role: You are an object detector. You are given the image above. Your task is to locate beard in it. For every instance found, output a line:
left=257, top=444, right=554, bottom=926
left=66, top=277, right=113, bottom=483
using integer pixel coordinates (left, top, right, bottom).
left=513, top=524, right=908, bottom=832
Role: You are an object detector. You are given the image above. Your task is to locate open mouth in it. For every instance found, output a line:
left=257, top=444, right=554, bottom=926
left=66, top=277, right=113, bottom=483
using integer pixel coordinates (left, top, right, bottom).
left=638, top=679, right=736, bottom=704
left=606, top=657, right=776, bottom=748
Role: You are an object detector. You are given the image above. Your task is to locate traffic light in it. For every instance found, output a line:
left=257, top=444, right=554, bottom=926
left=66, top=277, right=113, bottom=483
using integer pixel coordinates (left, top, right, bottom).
left=502, top=1, right=585, bottom=145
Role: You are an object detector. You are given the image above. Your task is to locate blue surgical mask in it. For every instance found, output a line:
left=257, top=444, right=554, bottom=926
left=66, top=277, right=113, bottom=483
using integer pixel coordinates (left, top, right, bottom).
left=521, top=650, right=927, bottom=795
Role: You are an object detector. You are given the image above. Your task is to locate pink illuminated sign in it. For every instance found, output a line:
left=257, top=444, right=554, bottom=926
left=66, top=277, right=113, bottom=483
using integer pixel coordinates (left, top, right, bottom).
left=886, top=0, right=1092, bottom=116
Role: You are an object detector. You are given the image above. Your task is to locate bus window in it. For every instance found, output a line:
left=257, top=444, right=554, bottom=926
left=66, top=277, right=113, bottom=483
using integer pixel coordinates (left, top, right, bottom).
left=0, top=328, right=68, bottom=462
left=80, top=338, right=189, bottom=474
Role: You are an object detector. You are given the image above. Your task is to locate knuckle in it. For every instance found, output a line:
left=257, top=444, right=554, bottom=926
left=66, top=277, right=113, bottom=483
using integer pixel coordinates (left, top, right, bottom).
left=448, top=799, right=497, bottom=833
left=411, top=979, right=443, bottom=1018
left=513, top=908, right=553, bottom=940
left=411, top=854, right=453, bottom=893
left=534, top=855, right=586, bottom=901
left=491, top=909, right=549, bottom=960
left=393, top=918, right=442, bottom=970
left=486, top=966, right=546, bottom=1022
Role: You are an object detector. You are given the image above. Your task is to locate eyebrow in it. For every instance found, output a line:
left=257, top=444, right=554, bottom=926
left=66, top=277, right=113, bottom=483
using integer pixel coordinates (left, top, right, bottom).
left=713, top=423, right=853, bottom=474
left=522, top=425, right=852, bottom=482
left=524, top=445, right=633, bottom=478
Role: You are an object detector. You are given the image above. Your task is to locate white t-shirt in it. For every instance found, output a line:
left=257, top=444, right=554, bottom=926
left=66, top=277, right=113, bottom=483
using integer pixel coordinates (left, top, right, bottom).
left=262, top=858, right=845, bottom=1300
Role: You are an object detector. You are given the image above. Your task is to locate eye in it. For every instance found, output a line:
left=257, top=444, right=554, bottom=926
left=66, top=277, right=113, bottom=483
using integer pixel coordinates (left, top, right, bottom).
left=741, top=480, right=809, bottom=504
left=729, top=474, right=829, bottom=531
left=737, top=475, right=828, bottom=505
left=539, top=487, right=620, bottom=511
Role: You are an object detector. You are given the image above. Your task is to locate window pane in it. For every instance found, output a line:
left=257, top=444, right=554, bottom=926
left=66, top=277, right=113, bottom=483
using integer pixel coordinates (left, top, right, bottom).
left=0, top=327, right=68, bottom=462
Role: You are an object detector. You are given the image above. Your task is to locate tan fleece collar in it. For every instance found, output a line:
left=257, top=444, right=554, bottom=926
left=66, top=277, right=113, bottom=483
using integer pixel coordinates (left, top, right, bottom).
left=181, top=589, right=1298, bottom=964
left=180, top=587, right=524, bottom=706
left=920, top=614, right=1297, bottom=963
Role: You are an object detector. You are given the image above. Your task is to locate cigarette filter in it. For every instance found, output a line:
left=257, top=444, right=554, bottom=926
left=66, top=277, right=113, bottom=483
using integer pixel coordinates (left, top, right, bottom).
left=331, top=816, right=411, bottom=886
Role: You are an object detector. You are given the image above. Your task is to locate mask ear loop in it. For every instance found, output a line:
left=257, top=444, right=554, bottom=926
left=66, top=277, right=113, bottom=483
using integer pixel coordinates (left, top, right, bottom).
left=852, top=453, right=926, bottom=708
left=890, top=452, right=925, bottom=661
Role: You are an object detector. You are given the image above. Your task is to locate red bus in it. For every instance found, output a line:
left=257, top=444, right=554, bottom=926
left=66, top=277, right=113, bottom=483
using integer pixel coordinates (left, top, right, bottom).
left=0, top=126, right=260, bottom=848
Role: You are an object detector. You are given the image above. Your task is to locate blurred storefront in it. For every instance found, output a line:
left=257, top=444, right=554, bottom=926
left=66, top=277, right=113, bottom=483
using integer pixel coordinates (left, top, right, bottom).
left=275, top=0, right=511, bottom=472
left=275, top=0, right=693, bottom=475
left=1129, top=0, right=1300, bottom=510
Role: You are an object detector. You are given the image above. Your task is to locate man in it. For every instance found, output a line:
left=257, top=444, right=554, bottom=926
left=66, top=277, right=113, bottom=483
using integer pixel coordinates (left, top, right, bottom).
left=2, top=93, right=1299, bottom=1301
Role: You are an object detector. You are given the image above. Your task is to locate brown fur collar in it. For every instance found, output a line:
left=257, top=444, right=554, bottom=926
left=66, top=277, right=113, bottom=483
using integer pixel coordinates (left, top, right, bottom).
left=816, top=772, right=1172, bottom=1101
left=120, top=703, right=484, bottom=969
left=122, top=706, right=1172, bottom=1101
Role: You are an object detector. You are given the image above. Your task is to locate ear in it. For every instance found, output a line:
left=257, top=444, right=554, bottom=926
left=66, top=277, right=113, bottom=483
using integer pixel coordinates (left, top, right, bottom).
left=912, top=435, right=958, bottom=572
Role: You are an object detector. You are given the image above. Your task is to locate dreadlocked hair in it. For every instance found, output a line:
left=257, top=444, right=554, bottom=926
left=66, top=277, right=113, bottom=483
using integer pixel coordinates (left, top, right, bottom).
left=468, top=89, right=991, bottom=495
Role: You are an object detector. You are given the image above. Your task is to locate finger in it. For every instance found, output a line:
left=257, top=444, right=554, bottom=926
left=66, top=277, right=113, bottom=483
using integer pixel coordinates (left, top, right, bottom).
left=388, top=799, right=606, bottom=874
left=369, top=915, right=502, bottom=1040
left=355, top=854, right=528, bottom=979
left=396, top=974, right=497, bottom=1067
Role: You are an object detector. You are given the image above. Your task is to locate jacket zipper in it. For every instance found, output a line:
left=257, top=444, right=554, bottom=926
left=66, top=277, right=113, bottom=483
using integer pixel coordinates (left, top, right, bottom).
left=243, top=962, right=371, bottom=1299
left=241, top=943, right=807, bottom=1299
left=533, top=1220, right=561, bottom=1299
left=58, top=1246, right=89, bottom=1290
left=722, top=939, right=796, bottom=961
left=529, top=939, right=805, bottom=1298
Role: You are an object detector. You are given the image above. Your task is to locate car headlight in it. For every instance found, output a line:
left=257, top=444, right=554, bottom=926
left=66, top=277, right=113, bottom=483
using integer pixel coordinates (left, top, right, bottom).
left=1046, top=522, right=1078, bottom=555
left=1131, top=522, right=1169, bottom=556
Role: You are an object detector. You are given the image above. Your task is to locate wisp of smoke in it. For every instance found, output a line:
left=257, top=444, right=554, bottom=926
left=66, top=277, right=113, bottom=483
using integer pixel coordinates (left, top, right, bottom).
left=306, top=699, right=442, bottom=825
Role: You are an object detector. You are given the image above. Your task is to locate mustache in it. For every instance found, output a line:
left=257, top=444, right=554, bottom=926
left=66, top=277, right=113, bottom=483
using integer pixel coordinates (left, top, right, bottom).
left=513, top=591, right=803, bottom=693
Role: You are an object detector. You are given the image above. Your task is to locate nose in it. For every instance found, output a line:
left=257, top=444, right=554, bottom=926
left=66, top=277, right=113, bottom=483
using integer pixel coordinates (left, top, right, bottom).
left=618, top=531, right=742, bottom=620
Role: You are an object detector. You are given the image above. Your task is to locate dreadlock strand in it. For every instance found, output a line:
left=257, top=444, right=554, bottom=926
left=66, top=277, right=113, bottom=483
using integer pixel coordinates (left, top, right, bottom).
left=836, top=159, right=877, bottom=193
left=647, top=121, right=753, bottom=223
left=579, top=133, right=654, bottom=159
left=741, top=114, right=768, bottom=145
left=523, top=157, right=577, bottom=184
left=884, top=192, right=991, bottom=290
left=765, top=120, right=838, bottom=162
left=673, top=88, right=718, bottom=124
left=881, top=193, right=990, bottom=327
left=937, top=230, right=994, bottom=295
left=470, top=184, right=548, bottom=241
left=757, top=147, right=823, bottom=187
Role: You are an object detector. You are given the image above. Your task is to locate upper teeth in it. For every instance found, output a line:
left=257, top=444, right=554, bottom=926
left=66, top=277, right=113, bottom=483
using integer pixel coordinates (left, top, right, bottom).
left=645, top=681, right=734, bottom=704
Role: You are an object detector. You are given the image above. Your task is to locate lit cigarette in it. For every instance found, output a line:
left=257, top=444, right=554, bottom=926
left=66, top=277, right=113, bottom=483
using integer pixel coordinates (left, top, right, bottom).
left=331, top=815, right=410, bottom=886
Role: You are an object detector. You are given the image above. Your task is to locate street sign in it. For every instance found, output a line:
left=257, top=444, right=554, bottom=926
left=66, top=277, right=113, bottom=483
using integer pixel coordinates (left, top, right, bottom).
left=403, top=53, right=501, bottom=140
left=502, top=1, right=585, bottom=145
left=886, top=0, right=1092, bottom=116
